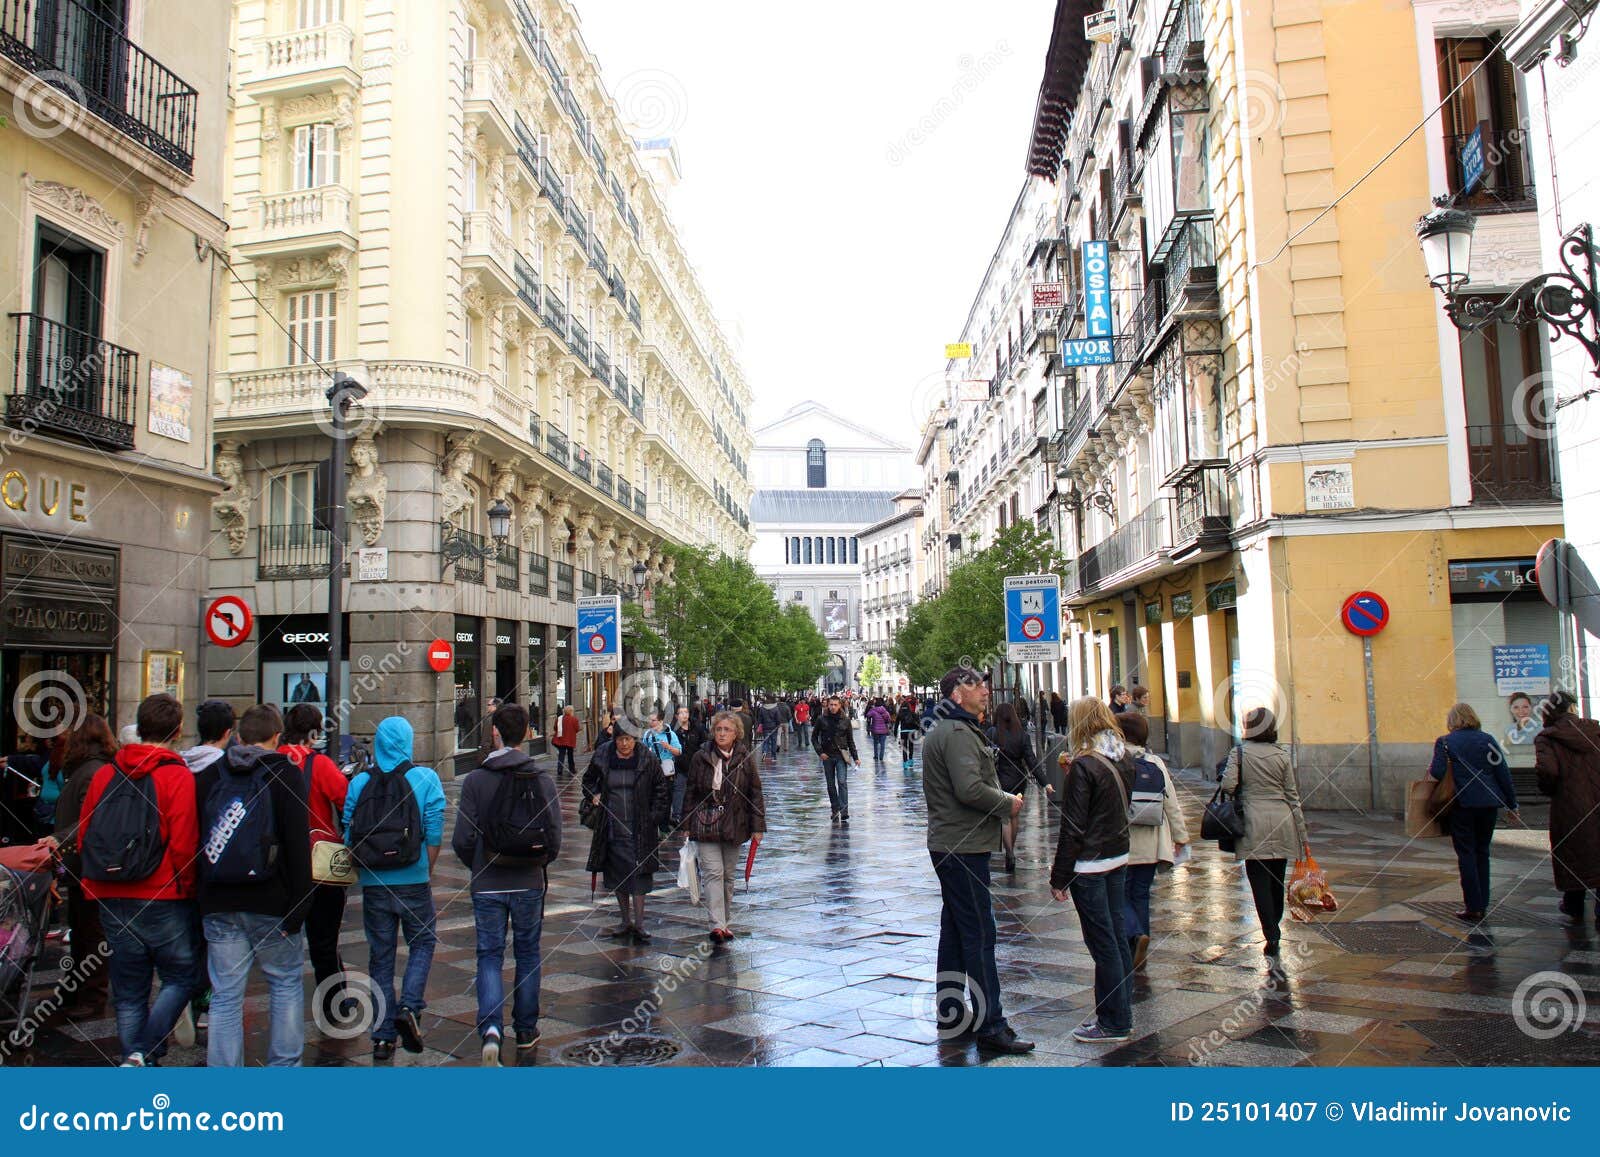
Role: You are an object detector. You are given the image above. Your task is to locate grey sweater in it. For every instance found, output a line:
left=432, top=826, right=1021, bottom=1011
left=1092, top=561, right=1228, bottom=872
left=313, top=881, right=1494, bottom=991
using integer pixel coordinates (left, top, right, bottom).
left=452, top=749, right=562, bottom=891
left=921, top=714, right=1015, bottom=854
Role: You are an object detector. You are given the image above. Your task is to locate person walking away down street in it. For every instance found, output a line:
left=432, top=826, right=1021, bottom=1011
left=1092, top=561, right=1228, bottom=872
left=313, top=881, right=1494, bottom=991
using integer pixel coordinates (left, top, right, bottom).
left=344, top=715, right=447, bottom=1060
left=642, top=711, right=683, bottom=832
left=896, top=698, right=921, bottom=769
left=1224, top=708, right=1310, bottom=954
left=992, top=702, right=1049, bottom=874
left=683, top=711, right=766, bottom=943
left=46, top=713, right=119, bottom=1017
left=1429, top=701, right=1518, bottom=923
left=583, top=718, right=670, bottom=944
left=1050, top=696, right=1135, bottom=1044
left=756, top=697, right=780, bottom=758
left=1050, top=692, right=1069, bottom=737
left=1534, top=691, right=1600, bottom=927
left=453, top=702, right=561, bottom=1066
left=552, top=704, right=581, bottom=776
left=195, top=704, right=314, bottom=1067
left=813, top=696, right=860, bottom=825
left=922, top=667, right=1032, bottom=1055
left=76, top=693, right=199, bottom=1067
left=1115, top=711, right=1188, bottom=971
left=278, top=702, right=350, bottom=1025
left=674, top=706, right=707, bottom=826
left=866, top=698, right=893, bottom=763
left=793, top=696, right=812, bottom=750
left=179, top=698, right=235, bottom=1034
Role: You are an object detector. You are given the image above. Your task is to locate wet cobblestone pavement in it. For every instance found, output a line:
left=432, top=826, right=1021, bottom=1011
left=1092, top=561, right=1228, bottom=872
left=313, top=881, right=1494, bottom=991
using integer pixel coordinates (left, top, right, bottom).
left=17, top=732, right=1600, bottom=1067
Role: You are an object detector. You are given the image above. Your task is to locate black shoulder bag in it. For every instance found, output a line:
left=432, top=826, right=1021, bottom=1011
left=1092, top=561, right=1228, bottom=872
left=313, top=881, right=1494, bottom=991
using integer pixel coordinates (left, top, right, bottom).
left=1201, top=743, right=1248, bottom=846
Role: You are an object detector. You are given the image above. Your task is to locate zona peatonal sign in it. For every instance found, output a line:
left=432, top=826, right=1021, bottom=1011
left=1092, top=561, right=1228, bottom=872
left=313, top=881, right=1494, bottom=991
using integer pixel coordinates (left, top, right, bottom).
left=1004, top=574, right=1062, bottom=663
left=576, top=594, right=622, bottom=672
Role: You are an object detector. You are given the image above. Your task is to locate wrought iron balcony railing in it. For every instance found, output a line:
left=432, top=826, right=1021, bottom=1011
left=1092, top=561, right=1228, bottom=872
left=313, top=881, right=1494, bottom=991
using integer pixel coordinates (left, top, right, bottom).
left=495, top=542, right=520, bottom=590
left=1467, top=423, right=1556, bottom=503
left=595, top=461, right=613, bottom=497
left=580, top=568, right=598, bottom=596
left=544, top=425, right=569, bottom=468
left=1078, top=501, right=1168, bottom=592
left=555, top=561, right=575, bottom=602
left=258, top=523, right=330, bottom=580
left=7, top=312, right=137, bottom=450
left=527, top=550, right=550, bottom=596
left=1172, top=463, right=1233, bottom=558
left=0, top=0, right=199, bottom=171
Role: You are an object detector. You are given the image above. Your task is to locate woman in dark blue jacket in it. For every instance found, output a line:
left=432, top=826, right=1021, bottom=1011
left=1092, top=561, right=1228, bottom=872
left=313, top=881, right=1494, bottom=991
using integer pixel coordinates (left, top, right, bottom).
left=1429, top=702, right=1519, bottom=923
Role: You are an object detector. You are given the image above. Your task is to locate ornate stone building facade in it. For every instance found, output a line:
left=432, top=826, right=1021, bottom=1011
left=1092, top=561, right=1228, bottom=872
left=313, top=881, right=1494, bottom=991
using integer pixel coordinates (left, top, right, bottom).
left=208, top=0, right=754, bottom=765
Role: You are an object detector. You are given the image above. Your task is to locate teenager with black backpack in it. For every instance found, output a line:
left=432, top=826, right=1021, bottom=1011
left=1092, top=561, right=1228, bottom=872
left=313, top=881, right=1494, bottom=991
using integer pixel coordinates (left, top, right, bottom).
left=452, top=702, right=561, bottom=1066
left=76, top=693, right=200, bottom=1067
left=343, top=715, right=446, bottom=1060
left=194, top=704, right=314, bottom=1067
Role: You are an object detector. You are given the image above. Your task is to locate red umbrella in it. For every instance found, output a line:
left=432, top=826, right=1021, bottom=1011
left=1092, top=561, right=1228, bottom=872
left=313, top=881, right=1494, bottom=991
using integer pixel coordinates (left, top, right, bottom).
left=744, top=841, right=759, bottom=885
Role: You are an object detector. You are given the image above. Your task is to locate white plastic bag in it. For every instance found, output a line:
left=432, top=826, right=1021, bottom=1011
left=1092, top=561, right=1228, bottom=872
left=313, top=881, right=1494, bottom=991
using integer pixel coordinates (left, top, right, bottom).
left=677, top=840, right=700, bottom=905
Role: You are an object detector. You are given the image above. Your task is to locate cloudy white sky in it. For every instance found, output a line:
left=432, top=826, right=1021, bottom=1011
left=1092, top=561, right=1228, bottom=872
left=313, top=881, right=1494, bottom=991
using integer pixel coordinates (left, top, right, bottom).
left=576, top=1, right=1057, bottom=437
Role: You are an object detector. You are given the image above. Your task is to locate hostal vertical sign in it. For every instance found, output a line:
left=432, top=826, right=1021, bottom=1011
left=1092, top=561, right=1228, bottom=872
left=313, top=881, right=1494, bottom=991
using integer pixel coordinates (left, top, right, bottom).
left=1062, top=240, right=1116, bottom=367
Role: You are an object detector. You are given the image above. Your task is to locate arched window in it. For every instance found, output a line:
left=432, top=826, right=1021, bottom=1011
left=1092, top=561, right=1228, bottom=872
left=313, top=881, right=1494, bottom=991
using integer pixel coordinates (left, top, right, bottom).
left=788, top=536, right=800, bottom=564
left=850, top=538, right=859, bottom=564
left=813, top=535, right=823, bottom=563
left=803, top=537, right=813, bottom=564
left=827, top=538, right=836, bottom=565
left=806, top=438, right=827, bottom=488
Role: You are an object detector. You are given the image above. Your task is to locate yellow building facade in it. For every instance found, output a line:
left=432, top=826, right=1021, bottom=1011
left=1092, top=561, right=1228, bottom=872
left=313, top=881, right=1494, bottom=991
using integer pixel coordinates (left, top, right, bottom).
left=1028, top=0, right=1560, bottom=806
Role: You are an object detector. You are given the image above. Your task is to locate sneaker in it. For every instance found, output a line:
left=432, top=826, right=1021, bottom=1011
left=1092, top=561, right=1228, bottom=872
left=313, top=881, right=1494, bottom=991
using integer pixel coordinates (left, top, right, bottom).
left=840, top=815, right=850, bottom=827
left=481, top=1032, right=502, bottom=1067
left=395, top=1007, right=425, bottom=1054
left=173, top=1006, right=196, bottom=1048
left=195, top=1010, right=209, bottom=1033
left=974, top=1025, right=1036, bottom=1055
left=1073, top=1023, right=1130, bottom=1043
left=119, top=1052, right=145, bottom=1068
left=372, top=1040, right=395, bottom=1061
left=515, top=1028, right=540, bottom=1051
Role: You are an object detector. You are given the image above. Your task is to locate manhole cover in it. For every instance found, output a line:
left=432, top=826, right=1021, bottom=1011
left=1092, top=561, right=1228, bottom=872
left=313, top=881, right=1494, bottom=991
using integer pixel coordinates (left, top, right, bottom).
left=1313, top=921, right=1463, bottom=955
left=559, top=1034, right=683, bottom=1067
left=1405, top=901, right=1559, bottom=928
left=1405, top=1017, right=1600, bottom=1065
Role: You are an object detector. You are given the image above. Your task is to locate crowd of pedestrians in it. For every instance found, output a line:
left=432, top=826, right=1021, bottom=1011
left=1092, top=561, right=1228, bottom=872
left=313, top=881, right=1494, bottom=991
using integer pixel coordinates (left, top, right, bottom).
left=8, top=671, right=1600, bottom=1068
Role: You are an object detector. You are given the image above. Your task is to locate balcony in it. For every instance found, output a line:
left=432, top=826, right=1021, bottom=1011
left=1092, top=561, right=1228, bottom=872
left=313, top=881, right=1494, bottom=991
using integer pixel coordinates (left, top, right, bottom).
left=626, top=292, right=642, bottom=330
left=245, top=20, right=356, bottom=101
left=1154, top=214, right=1217, bottom=319
left=592, top=344, right=612, bottom=385
left=1171, top=464, right=1233, bottom=559
left=449, top=528, right=488, bottom=586
left=595, top=462, right=614, bottom=497
left=1444, top=128, right=1537, bottom=215
left=513, top=252, right=540, bottom=314
left=257, top=523, right=330, bottom=580
left=555, top=561, right=575, bottom=602
left=1, top=0, right=199, bottom=172
left=570, top=445, right=592, bottom=483
left=1157, top=0, right=1205, bottom=82
left=240, top=186, right=355, bottom=259
left=616, top=477, right=633, bottom=508
left=7, top=312, right=137, bottom=450
left=462, top=210, right=516, bottom=295
left=630, top=389, right=644, bottom=422
left=495, top=542, right=520, bottom=590
left=568, top=318, right=591, bottom=367
left=527, top=550, right=550, bottom=596
left=528, top=412, right=542, bottom=446
left=1468, top=424, right=1556, bottom=503
left=463, top=57, right=517, bottom=151
left=535, top=156, right=565, bottom=213
left=1078, top=501, right=1169, bottom=593
left=544, top=425, right=569, bottom=469
left=542, top=287, right=568, bottom=337
left=580, top=569, right=598, bottom=597
left=633, top=489, right=646, bottom=517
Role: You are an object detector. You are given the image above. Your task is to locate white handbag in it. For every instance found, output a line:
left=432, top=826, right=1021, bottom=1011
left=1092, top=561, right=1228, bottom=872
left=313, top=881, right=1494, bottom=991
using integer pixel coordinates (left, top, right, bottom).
left=677, top=840, right=700, bottom=905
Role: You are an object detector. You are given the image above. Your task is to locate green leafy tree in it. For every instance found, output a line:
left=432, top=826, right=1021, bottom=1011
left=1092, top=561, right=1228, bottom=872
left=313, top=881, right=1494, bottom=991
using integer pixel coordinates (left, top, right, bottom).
left=891, top=597, right=945, bottom=689
left=859, top=654, right=884, bottom=690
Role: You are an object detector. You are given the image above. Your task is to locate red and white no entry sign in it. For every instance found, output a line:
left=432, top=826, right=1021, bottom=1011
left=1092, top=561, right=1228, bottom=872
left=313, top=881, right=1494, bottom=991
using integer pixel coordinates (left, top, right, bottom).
left=203, top=595, right=253, bottom=648
left=588, top=633, right=606, bottom=653
left=426, top=639, right=454, bottom=673
left=1021, top=615, right=1045, bottom=640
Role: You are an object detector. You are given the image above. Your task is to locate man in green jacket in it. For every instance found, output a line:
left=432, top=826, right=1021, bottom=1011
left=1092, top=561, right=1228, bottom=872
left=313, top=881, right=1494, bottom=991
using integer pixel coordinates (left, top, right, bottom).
left=921, top=667, right=1033, bottom=1056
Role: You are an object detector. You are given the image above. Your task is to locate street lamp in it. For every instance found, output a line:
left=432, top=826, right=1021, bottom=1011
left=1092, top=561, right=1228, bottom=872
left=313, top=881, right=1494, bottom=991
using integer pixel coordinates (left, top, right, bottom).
left=440, top=498, right=513, bottom=576
left=1417, top=203, right=1600, bottom=374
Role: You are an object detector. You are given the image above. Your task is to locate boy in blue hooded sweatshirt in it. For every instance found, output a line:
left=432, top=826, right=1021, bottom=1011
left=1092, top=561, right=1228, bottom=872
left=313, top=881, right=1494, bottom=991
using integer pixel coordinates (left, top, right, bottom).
left=343, top=716, right=447, bottom=1059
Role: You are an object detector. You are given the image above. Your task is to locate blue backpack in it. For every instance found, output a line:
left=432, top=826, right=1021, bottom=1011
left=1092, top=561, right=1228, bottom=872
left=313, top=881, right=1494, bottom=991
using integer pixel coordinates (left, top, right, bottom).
left=1126, top=755, right=1167, bottom=827
left=201, top=761, right=281, bottom=885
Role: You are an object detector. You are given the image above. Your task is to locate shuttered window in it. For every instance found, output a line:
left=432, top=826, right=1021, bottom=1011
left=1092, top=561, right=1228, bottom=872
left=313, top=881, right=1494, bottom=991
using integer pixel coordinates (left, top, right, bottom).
left=286, top=290, right=337, bottom=365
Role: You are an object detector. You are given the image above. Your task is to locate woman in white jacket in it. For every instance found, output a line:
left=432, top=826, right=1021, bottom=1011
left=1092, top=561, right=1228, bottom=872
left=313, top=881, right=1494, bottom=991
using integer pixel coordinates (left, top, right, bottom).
left=1116, top=711, right=1189, bottom=970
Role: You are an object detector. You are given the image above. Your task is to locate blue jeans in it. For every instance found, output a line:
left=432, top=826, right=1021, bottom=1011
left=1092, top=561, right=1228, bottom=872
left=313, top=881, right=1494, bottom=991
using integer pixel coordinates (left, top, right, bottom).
left=931, top=851, right=1005, bottom=1034
left=762, top=728, right=778, bottom=756
left=203, top=911, right=304, bottom=1067
left=871, top=733, right=888, bottom=760
left=363, top=882, right=437, bottom=1042
left=98, top=898, right=197, bottom=1061
left=670, top=773, right=687, bottom=823
left=1070, top=867, right=1134, bottom=1034
left=472, top=889, right=546, bottom=1037
left=1450, top=805, right=1499, bottom=913
left=822, top=757, right=850, bottom=815
left=1123, top=862, right=1158, bottom=939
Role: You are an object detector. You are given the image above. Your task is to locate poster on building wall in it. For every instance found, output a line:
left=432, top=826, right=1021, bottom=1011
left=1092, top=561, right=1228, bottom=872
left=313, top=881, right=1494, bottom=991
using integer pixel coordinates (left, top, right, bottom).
left=148, top=363, right=193, bottom=443
left=821, top=599, right=849, bottom=639
left=1493, top=644, right=1551, bottom=696
left=1304, top=462, right=1354, bottom=511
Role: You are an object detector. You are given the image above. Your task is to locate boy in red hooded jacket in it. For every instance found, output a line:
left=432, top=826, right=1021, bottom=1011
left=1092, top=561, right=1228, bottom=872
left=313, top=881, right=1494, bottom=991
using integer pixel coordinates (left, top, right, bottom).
left=77, top=693, right=199, bottom=1066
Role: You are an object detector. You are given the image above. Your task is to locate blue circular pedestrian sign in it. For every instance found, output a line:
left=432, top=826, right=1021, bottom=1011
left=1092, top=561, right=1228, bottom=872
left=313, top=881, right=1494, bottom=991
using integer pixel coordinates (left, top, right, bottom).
left=1340, top=590, right=1389, bottom=637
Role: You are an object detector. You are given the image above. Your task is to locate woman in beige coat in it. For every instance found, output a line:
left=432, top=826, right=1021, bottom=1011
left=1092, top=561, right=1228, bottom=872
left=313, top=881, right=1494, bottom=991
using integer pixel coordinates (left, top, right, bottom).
left=1221, top=707, right=1308, bottom=956
left=1117, top=712, right=1189, bottom=971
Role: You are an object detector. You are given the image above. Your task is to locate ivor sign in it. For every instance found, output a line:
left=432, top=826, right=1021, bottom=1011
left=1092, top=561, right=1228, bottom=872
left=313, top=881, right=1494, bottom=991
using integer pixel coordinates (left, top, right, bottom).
left=1062, top=240, right=1117, bottom=367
